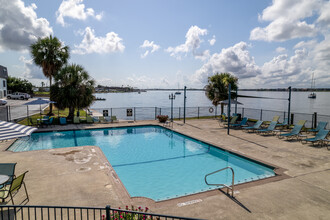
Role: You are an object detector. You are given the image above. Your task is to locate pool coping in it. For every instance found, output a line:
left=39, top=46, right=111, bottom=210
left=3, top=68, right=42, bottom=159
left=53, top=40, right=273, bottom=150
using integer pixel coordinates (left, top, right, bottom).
left=5, top=122, right=290, bottom=205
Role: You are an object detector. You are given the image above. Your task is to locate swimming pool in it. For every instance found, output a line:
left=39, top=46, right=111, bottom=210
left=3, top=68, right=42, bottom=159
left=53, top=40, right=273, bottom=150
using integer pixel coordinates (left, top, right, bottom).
left=9, top=125, right=275, bottom=201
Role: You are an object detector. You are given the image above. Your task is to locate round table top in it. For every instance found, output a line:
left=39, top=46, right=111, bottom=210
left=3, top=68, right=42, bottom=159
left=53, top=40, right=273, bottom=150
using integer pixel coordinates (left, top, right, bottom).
left=0, top=174, right=10, bottom=185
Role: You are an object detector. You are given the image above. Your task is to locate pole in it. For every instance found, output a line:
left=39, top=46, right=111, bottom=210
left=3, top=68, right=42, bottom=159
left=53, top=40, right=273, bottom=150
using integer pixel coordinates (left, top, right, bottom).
left=235, top=86, right=238, bottom=114
left=288, top=86, right=291, bottom=126
left=27, top=105, right=29, bottom=125
left=169, top=93, right=175, bottom=122
left=227, top=84, right=231, bottom=135
left=184, top=86, right=187, bottom=123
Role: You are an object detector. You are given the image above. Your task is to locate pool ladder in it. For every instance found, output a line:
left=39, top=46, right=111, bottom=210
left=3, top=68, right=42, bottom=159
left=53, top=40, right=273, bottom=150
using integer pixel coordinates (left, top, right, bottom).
left=204, top=167, right=235, bottom=197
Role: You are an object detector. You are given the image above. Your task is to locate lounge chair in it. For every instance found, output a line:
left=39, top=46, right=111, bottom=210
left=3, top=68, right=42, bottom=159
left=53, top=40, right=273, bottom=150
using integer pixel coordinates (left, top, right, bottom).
left=223, top=116, right=238, bottom=127
left=230, top=117, right=248, bottom=128
left=59, top=117, right=67, bottom=125
left=86, top=116, right=93, bottom=123
left=104, top=116, right=111, bottom=123
left=278, top=125, right=303, bottom=140
left=111, top=116, right=118, bottom=123
left=257, top=121, right=277, bottom=135
left=0, top=171, right=29, bottom=204
left=308, top=121, right=328, bottom=133
left=218, top=114, right=227, bottom=126
left=242, top=120, right=263, bottom=132
left=93, top=117, right=100, bottom=123
left=0, top=163, right=16, bottom=186
left=272, top=116, right=280, bottom=122
left=302, top=129, right=329, bottom=146
left=276, top=118, right=288, bottom=127
left=73, top=116, right=80, bottom=124
left=99, top=116, right=105, bottom=123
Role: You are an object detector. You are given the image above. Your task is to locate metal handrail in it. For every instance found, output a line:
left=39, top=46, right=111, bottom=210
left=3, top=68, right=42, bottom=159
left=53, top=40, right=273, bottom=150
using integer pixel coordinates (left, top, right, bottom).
left=204, top=166, right=235, bottom=197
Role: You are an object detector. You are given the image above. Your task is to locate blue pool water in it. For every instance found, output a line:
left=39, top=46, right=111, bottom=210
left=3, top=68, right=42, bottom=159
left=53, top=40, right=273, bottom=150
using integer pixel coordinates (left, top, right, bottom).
left=9, top=126, right=275, bottom=201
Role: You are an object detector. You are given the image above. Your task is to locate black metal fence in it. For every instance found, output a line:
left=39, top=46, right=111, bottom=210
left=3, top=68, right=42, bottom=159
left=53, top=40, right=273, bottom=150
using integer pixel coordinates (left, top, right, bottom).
left=1, top=105, right=330, bottom=130
left=0, top=205, right=201, bottom=220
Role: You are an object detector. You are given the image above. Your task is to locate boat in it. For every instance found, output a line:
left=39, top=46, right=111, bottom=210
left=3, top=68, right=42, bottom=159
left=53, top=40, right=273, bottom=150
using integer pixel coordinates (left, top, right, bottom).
left=175, top=84, right=181, bottom=95
left=95, top=97, right=106, bottom=101
left=308, top=73, right=316, bottom=99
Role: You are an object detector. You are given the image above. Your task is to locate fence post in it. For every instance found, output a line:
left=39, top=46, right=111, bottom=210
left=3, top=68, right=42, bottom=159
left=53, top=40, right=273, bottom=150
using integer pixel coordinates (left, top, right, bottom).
left=198, top=107, right=200, bottom=119
left=284, top=111, right=286, bottom=121
left=313, top=112, right=317, bottom=128
left=110, top=108, right=112, bottom=117
left=106, top=205, right=111, bottom=220
left=134, top=107, right=136, bottom=121
left=179, top=107, right=181, bottom=120
left=242, top=108, right=244, bottom=118
left=260, top=109, right=263, bottom=120
left=290, top=113, right=294, bottom=125
left=155, top=107, right=157, bottom=120
left=6, top=105, right=9, bottom=121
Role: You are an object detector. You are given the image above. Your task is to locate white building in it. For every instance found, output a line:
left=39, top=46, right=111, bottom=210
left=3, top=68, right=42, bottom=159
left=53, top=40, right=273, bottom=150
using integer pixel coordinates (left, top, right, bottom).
left=0, top=65, right=8, bottom=98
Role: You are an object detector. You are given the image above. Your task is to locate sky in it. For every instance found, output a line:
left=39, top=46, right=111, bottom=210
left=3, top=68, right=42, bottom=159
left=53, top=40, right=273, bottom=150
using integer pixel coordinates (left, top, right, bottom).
left=0, top=0, right=330, bottom=89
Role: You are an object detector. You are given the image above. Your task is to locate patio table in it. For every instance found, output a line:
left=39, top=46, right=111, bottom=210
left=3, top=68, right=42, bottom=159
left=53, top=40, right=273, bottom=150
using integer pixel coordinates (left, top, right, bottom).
left=0, top=174, right=9, bottom=185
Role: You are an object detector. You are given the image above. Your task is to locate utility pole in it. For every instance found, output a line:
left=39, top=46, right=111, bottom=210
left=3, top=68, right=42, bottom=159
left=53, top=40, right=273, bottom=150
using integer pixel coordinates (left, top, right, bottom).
left=183, top=86, right=187, bottom=123
left=169, top=93, right=176, bottom=122
left=288, top=86, right=291, bottom=125
left=227, top=84, right=231, bottom=135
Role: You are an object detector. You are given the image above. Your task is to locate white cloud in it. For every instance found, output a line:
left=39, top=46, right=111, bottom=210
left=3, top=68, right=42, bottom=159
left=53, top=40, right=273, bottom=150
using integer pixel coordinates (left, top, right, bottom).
left=140, top=40, right=160, bottom=58
left=275, top=47, right=286, bottom=53
left=209, top=35, right=216, bottom=46
left=192, top=42, right=261, bottom=85
left=294, top=40, right=317, bottom=49
left=0, top=0, right=53, bottom=51
left=250, top=0, right=321, bottom=42
left=72, top=27, right=125, bottom=54
left=19, top=56, right=44, bottom=79
left=166, top=25, right=208, bottom=59
left=56, top=0, right=103, bottom=26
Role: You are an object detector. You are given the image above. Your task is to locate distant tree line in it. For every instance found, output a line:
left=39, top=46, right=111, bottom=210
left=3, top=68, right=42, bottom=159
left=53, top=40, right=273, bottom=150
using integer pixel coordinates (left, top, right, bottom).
left=7, top=76, right=33, bottom=95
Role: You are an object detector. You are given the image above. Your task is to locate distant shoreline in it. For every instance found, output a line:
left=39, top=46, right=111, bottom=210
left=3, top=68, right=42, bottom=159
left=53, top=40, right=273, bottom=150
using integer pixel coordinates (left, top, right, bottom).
left=143, top=88, right=330, bottom=92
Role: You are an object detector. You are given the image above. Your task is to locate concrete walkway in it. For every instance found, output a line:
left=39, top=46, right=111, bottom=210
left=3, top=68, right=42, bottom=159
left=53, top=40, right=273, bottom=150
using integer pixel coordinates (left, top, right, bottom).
left=0, top=119, right=329, bottom=219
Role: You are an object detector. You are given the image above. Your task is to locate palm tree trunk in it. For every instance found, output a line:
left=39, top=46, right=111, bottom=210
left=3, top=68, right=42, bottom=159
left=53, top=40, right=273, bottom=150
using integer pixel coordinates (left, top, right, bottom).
left=68, top=106, right=75, bottom=120
left=49, top=77, right=53, bottom=115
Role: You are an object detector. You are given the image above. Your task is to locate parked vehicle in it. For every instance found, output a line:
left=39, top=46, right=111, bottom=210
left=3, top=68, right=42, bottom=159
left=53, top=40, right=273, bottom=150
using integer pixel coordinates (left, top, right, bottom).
left=0, top=99, right=7, bottom=105
left=7, top=92, right=31, bottom=100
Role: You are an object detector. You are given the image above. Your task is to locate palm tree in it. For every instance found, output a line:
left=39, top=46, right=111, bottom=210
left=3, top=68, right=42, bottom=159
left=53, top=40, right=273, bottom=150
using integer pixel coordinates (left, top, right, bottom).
left=50, top=64, right=95, bottom=119
left=30, top=35, right=69, bottom=115
left=204, top=73, right=238, bottom=114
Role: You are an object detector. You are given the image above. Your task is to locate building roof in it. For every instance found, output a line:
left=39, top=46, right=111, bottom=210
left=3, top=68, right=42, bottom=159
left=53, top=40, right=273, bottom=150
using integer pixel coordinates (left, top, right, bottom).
left=0, top=65, right=8, bottom=79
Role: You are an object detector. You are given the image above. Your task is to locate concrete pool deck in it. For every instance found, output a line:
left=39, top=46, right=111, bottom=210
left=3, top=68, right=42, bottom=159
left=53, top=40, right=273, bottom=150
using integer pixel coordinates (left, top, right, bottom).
left=0, top=119, right=329, bottom=219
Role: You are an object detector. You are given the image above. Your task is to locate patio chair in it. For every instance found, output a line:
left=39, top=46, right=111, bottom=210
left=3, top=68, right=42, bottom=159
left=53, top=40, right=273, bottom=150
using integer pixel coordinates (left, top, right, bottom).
left=86, top=116, right=93, bottom=123
left=41, top=117, right=54, bottom=127
left=0, top=171, right=29, bottom=205
left=278, top=125, right=303, bottom=140
left=308, top=121, right=328, bottom=133
left=302, top=129, right=329, bottom=146
left=99, top=116, right=105, bottom=123
left=230, top=117, right=248, bottom=128
left=0, top=163, right=16, bottom=186
left=257, top=121, right=277, bottom=135
left=59, top=117, right=67, bottom=125
left=73, top=116, right=80, bottom=124
left=111, top=116, right=118, bottom=123
left=242, top=120, right=263, bottom=132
